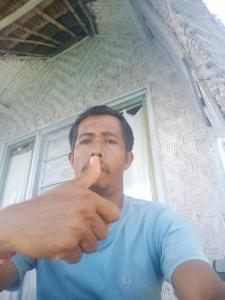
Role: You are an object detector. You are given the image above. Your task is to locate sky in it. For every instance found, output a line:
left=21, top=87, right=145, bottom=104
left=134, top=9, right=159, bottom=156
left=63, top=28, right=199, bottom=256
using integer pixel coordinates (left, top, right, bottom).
left=204, top=0, right=225, bottom=26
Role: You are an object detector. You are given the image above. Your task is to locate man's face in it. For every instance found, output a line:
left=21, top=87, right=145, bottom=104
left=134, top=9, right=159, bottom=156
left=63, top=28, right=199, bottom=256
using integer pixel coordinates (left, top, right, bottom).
left=69, top=114, right=133, bottom=191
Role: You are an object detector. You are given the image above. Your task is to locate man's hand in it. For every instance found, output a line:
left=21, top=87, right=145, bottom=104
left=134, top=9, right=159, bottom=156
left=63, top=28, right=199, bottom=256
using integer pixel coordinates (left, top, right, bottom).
left=0, top=156, right=120, bottom=263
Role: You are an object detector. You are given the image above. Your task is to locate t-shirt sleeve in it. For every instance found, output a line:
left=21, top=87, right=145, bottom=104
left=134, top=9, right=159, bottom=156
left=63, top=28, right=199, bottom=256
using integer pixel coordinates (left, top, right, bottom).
left=153, top=206, right=209, bottom=285
left=6, top=253, right=36, bottom=291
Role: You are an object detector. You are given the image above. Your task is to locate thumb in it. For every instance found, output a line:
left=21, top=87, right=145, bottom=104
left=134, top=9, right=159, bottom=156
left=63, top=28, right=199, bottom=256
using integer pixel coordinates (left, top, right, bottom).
left=75, top=156, right=101, bottom=188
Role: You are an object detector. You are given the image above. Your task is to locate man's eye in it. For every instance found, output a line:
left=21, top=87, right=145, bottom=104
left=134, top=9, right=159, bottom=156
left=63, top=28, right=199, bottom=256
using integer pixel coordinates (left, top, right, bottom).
left=105, top=139, right=117, bottom=144
left=80, top=139, right=91, bottom=144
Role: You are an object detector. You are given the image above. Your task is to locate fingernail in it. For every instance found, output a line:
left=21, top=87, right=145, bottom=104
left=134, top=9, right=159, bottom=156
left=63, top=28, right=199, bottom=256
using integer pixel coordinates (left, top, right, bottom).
left=90, top=156, right=95, bottom=165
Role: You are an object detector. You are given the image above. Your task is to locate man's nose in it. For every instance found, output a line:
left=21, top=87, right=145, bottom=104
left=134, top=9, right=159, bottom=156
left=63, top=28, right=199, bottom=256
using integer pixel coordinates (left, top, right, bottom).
left=90, top=141, right=104, bottom=158
left=90, top=152, right=103, bottom=158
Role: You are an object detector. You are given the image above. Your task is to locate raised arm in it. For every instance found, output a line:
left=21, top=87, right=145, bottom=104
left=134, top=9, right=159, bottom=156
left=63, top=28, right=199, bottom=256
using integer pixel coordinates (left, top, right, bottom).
left=0, top=156, right=120, bottom=291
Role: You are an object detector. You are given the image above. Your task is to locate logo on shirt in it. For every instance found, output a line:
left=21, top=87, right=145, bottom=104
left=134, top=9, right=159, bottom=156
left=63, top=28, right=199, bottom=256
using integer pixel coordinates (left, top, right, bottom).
left=118, top=273, right=132, bottom=290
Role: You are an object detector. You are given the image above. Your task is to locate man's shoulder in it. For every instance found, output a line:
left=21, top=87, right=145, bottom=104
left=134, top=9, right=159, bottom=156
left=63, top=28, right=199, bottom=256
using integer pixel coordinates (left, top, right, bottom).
left=125, top=195, right=166, bottom=211
left=124, top=195, right=168, bottom=220
left=124, top=195, right=186, bottom=227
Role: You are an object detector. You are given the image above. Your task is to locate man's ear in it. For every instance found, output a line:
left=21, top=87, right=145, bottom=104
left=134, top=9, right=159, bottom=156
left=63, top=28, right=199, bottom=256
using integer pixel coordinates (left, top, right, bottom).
left=124, top=151, right=134, bottom=170
left=68, top=152, right=74, bottom=167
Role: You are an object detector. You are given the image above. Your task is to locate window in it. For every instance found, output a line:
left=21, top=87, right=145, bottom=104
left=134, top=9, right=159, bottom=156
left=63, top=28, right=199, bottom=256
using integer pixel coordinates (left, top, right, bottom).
left=32, top=93, right=155, bottom=201
left=0, top=92, right=155, bottom=203
left=111, top=95, right=154, bottom=200
left=0, top=138, right=35, bottom=209
left=34, top=125, right=73, bottom=195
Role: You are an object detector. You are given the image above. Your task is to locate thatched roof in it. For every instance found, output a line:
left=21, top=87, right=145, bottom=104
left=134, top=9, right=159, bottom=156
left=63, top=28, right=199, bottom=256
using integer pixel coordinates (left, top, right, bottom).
left=131, top=0, right=225, bottom=127
left=151, top=0, right=225, bottom=125
left=0, top=0, right=97, bottom=59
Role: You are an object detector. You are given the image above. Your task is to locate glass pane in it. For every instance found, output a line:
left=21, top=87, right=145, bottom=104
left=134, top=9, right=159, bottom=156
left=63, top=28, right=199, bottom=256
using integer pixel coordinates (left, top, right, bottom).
left=42, top=155, right=73, bottom=187
left=45, top=128, right=70, bottom=161
left=0, top=141, right=34, bottom=208
left=123, top=107, right=152, bottom=201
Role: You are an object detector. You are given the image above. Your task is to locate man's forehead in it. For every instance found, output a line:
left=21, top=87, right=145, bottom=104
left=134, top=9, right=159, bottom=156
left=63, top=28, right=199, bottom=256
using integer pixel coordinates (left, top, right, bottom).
left=77, top=114, right=123, bottom=134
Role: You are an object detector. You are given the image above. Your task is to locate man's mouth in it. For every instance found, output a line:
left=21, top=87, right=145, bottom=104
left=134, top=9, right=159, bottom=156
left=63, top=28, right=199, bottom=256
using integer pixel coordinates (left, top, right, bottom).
left=100, top=165, right=109, bottom=173
left=82, top=160, right=109, bottom=174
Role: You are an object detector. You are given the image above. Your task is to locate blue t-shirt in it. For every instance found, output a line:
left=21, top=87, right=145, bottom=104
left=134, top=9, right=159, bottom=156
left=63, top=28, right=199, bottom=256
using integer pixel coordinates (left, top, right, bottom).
left=8, top=196, right=207, bottom=299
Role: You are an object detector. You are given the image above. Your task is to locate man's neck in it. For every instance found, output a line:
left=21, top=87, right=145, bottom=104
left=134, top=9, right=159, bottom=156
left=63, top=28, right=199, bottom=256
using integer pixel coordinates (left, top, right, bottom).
left=91, top=186, right=124, bottom=210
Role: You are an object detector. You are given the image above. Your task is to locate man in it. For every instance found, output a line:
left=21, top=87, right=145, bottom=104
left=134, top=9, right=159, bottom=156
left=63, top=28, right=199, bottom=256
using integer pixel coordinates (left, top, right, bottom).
left=0, top=105, right=224, bottom=300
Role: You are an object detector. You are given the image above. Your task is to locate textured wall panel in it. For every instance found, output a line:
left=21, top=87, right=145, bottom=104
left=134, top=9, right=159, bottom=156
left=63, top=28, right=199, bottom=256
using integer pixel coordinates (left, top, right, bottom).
left=151, top=71, right=225, bottom=257
left=0, top=34, right=157, bottom=156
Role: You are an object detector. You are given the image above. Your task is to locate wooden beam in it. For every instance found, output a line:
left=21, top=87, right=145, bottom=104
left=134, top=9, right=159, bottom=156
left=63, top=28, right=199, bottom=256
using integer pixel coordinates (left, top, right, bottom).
left=0, top=0, right=56, bottom=35
left=0, top=35, right=59, bottom=48
left=34, top=7, right=77, bottom=40
left=63, top=0, right=89, bottom=34
left=14, top=23, right=62, bottom=46
left=0, top=0, right=57, bottom=50
left=0, top=48, right=48, bottom=58
left=0, top=0, right=43, bottom=31
left=2, top=2, right=67, bottom=50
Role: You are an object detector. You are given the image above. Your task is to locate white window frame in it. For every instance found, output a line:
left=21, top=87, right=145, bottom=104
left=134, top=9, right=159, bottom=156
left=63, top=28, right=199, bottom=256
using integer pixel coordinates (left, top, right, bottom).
left=0, top=87, right=167, bottom=205
left=0, top=136, right=37, bottom=206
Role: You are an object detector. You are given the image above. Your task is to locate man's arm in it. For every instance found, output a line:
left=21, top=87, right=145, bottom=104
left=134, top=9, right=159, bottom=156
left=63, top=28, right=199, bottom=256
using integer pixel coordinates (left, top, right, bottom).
left=0, top=214, right=19, bottom=291
left=0, top=156, right=119, bottom=291
left=172, top=260, right=225, bottom=300
left=0, top=262, right=18, bottom=292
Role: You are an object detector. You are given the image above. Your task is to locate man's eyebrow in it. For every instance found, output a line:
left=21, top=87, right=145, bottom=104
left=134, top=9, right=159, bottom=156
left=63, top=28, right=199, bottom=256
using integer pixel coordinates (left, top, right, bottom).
left=78, top=133, right=94, bottom=139
left=78, top=132, right=119, bottom=139
left=102, top=132, right=119, bottom=138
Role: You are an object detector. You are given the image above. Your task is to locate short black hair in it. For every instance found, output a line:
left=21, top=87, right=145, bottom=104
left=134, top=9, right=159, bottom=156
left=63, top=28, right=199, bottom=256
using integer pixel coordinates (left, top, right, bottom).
left=69, top=105, right=134, bottom=152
